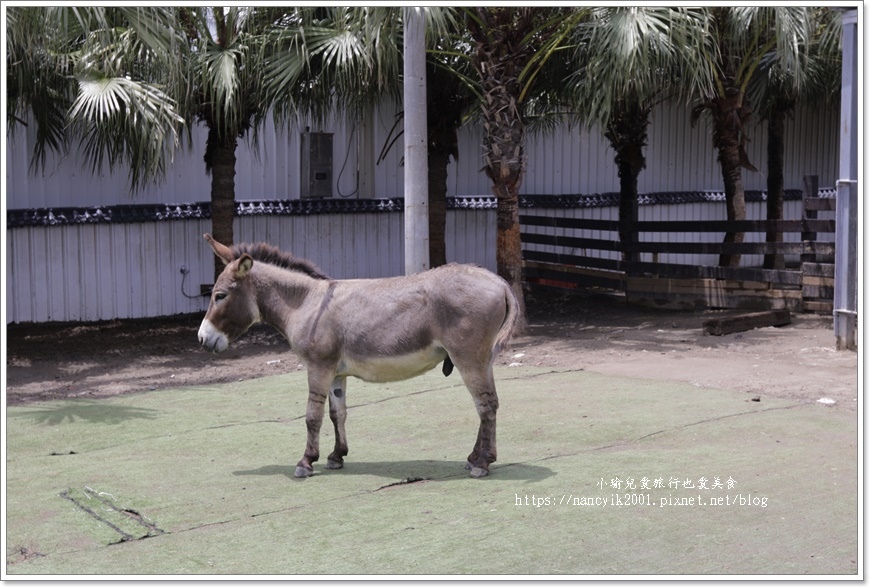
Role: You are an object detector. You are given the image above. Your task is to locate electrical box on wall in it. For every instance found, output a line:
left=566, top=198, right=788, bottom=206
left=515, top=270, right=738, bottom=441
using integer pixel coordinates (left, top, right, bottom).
left=300, top=132, right=333, bottom=199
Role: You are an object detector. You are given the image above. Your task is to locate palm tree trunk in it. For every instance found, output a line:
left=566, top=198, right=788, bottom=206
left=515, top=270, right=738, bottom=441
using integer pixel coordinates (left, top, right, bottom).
left=466, top=8, right=537, bottom=325
left=427, top=145, right=450, bottom=268
left=207, top=130, right=238, bottom=280
left=712, top=97, right=747, bottom=268
left=615, top=154, right=641, bottom=266
left=474, top=49, right=527, bottom=316
left=764, top=108, right=786, bottom=269
left=493, top=180, right=525, bottom=318
left=605, top=102, right=649, bottom=267
left=473, top=83, right=528, bottom=319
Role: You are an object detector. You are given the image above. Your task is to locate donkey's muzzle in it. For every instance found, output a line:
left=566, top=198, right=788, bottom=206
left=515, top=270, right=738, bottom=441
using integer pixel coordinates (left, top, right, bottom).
left=198, top=319, right=229, bottom=353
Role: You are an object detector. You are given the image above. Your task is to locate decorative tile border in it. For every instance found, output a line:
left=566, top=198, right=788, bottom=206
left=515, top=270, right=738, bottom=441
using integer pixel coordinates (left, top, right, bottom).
left=7, top=188, right=830, bottom=228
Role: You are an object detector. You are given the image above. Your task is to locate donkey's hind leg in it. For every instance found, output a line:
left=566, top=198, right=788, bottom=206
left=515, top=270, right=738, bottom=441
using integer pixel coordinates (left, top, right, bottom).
left=326, top=377, right=349, bottom=469
left=457, top=364, right=499, bottom=478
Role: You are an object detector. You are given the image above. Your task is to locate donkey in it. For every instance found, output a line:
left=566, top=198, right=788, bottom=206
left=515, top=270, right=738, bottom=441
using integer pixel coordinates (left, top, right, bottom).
left=197, top=234, right=520, bottom=478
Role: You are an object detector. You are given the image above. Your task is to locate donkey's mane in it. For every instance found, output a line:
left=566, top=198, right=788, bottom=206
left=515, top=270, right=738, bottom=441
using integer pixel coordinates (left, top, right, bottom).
left=231, top=242, right=330, bottom=280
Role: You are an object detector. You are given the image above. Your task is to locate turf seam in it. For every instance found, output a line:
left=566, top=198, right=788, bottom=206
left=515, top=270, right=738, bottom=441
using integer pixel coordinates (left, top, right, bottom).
left=493, top=403, right=806, bottom=470
left=59, top=487, right=165, bottom=544
left=627, top=403, right=805, bottom=445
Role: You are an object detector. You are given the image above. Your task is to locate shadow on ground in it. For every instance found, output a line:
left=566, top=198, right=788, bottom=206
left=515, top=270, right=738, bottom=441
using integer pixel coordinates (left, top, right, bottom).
left=7, top=401, right=161, bottom=425
left=233, top=460, right=556, bottom=484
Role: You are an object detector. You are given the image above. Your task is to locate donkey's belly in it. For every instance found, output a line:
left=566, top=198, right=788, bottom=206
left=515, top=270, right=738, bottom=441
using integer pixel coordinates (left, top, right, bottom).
left=337, top=345, right=448, bottom=383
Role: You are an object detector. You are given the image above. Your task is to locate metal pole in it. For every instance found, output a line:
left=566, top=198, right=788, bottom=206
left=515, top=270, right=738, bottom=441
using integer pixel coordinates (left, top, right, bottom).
left=403, top=6, right=429, bottom=275
left=833, top=8, right=859, bottom=350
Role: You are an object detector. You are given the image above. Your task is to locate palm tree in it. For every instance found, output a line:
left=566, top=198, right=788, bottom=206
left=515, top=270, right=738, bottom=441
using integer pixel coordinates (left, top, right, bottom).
left=464, top=7, right=570, bottom=318
left=181, top=8, right=300, bottom=279
left=424, top=34, right=479, bottom=267
left=564, top=8, right=713, bottom=264
left=7, top=7, right=70, bottom=170
left=690, top=7, right=816, bottom=267
left=265, top=7, right=476, bottom=268
left=6, top=7, right=184, bottom=186
left=751, top=8, right=841, bottom=269
left=6, top=7, right=295, bottom=280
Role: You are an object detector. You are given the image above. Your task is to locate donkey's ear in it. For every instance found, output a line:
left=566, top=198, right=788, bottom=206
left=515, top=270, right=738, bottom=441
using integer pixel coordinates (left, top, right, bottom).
left=204, top=233, right=235, bottom=265
left=234, top=254, right=254, bottom=280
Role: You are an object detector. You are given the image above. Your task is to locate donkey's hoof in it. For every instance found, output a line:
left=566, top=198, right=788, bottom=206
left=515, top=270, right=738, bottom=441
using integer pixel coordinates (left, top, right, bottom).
left=294, top=465, right=314, bottom=478
left=325, top=458, right=344, bottom=470
left=469, top=466, right=489, bottom=478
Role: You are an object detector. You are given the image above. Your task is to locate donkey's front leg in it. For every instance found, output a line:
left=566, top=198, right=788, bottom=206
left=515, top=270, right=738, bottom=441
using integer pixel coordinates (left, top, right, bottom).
left=295, top=368, right=333, bottom=478
left=326, top=377, right=349, bottom=469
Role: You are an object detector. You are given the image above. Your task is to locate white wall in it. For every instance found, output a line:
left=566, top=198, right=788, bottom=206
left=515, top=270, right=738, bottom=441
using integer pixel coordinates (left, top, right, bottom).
left=7, top=196, right=835, bottom=324
left=4, top=96, right=840, bottom=324
left=6, top=101, right=839, bottom=209
left=5, top=209, right=498, bottom=323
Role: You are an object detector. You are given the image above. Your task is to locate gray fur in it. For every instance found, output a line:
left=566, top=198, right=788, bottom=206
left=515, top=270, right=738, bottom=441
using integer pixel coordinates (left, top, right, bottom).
left=198, top=234, right=520, bottom=479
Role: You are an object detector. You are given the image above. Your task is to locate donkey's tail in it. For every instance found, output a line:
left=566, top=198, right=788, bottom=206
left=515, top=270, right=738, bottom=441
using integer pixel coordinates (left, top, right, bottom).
left=493, top=282, right=523, bottom=356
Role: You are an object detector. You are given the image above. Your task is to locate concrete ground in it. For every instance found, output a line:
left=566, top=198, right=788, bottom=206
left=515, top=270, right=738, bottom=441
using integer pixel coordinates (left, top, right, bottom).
left=4, top=366, right=859, bottom=577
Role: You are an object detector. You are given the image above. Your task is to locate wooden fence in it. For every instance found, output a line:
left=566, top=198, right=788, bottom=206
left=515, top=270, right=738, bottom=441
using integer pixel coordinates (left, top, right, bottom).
left=521, top=188, right=836, bottom=313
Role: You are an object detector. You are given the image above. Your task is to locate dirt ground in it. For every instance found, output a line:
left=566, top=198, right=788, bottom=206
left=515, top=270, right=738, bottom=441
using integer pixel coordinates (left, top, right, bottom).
left=5, top=290, right=859, bottom=411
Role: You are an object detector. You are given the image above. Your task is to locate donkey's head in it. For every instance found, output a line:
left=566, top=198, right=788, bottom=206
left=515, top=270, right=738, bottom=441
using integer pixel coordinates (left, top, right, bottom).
left=198, top=234, right=260, bottom=353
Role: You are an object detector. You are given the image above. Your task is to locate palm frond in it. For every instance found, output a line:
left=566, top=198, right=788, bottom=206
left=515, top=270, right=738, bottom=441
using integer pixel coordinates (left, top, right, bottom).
left=69, top=75, right=184, bottom=187
left=748, top=7, right=842, bottom=116
left=264, top=6, right=405, bottom=125
left=6, top=7, right=80, bottom=168
left=568, top=7, right=713, bottom=128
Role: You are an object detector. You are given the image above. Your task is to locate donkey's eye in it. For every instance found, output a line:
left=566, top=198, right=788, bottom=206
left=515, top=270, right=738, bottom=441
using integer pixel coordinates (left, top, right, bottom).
left=214, top=292, right=228, bottom=301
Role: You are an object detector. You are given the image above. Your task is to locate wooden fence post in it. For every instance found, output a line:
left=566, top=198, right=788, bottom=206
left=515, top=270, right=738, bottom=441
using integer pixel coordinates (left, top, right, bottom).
left=801, top=175, right=819, bottom=265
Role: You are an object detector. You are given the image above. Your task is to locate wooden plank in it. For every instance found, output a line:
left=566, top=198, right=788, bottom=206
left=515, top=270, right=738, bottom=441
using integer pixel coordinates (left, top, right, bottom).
left=520, top=232, right=622, bottom=252
left=802, top=284, right=835, bottom=299
left=524, top=272, right=577, bottom=290
left=520, top=216, right=835, bottom=234
left=523, top=264, right=625, bottom=291
left=626, top=276, right=803, bottom=299
left=802, top=275, right=835, bottom=288
left=521, top=251, right=806, bottom=286
left=803, top=300, right=834, bottom=314
left=522, top=249, right=622, bottom=272
left=627, top=289, right=802, bottom=312
left=702, top=309, right=792, bottom=336
left=801, top=262, right=835, bottom=278
left=804, top=197, right=836, bottom=212
left=625, top=260, right=803, bottom=286
left=633, top=219, right=835, bottom=233
left=523, top=234, right=835, bottom=257
left=519, top=215, right=619, bottom=232
left=524, top=259, right=624, bottom=280
left=523, top=273, right=578, bottom=290
left=523, top=270, right=622, bottom=290
left=626, top=277, right=792, bottom=296
left=623, top=240, right=835, bottom=256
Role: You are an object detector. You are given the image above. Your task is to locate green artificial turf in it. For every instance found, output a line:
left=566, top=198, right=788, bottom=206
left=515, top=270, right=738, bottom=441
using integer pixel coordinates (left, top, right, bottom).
left=5, top=367, right=858, bottom=577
